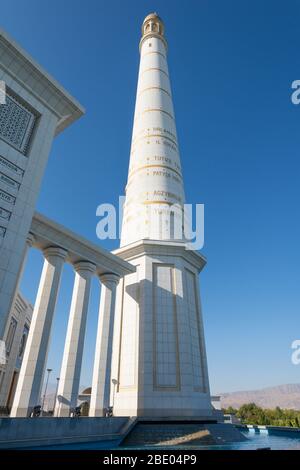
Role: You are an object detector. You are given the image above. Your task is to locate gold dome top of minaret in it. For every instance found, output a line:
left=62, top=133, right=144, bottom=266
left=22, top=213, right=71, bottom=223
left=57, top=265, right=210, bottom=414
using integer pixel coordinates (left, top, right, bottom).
left=143, top=12, right=163, bottom=23
left=140, top=12, right=166, bottom=50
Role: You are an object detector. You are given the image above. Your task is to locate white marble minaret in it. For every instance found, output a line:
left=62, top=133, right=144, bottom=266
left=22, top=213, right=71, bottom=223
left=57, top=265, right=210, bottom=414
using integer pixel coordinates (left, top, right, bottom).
left=93, top=13, right=213, bottom=417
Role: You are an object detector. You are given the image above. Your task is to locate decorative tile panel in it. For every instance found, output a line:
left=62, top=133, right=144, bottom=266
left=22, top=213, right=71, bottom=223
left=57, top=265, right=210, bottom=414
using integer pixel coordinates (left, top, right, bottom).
left=0, top=171, right=20, bottom=191
left=153, top=263, right=180, bottom=390
left=0, top=155, right=24, bottom=178
left=0, top=207, right=11, bottom=220
left=0, top=189, right=15, bottom=205
left=0, top=92, right=36, bottom=154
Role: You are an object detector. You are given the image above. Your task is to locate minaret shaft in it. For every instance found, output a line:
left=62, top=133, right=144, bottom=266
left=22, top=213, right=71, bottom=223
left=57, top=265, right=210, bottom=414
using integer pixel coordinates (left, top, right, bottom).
left=121, top=16, right=184, bottom=246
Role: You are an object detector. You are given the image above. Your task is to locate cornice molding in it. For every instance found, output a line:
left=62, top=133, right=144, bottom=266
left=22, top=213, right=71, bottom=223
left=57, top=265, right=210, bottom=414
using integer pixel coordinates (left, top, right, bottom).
left=0, top=28, right=85, bottom=135
left=113, top=240, right=206, bottom=272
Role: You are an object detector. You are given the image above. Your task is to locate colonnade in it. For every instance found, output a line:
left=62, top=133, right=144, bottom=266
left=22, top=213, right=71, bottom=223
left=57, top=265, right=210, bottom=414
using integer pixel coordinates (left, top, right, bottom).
left=9, top=237, right=121, bottom=418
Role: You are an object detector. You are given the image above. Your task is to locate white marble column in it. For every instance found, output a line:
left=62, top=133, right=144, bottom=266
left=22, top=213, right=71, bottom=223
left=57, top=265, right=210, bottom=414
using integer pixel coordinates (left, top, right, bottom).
left=55, top=261, right=95, bottom=417
left=89, top=273, right=120, bottom=417
left=10, top=246, right=67, bottom=417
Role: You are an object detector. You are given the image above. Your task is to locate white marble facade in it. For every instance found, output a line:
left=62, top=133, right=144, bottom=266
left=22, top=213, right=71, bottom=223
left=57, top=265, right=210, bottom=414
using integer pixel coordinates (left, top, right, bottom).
left=0, top=28, right=84, bottom=343
left=110, top=240, right=212, bottom=417
left=121, top=15, right=185, bottom=246
left=0, top=292, right=33, bottom=408
left=0, top=30, right=135, bottom=418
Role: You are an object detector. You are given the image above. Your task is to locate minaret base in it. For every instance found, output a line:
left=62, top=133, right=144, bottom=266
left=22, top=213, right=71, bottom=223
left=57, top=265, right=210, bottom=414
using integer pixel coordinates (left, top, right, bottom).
left=109, top=240, right=212, bottom=418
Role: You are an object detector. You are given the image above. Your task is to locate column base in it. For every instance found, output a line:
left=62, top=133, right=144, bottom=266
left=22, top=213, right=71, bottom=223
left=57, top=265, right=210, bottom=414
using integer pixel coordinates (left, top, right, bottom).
left=56, top=407, right=71, bottom=418
left=10, top=407, right=30, bottom=418
left=113, top=408, right=214, bottom=418
left=89, top=408, right=105, bottom=417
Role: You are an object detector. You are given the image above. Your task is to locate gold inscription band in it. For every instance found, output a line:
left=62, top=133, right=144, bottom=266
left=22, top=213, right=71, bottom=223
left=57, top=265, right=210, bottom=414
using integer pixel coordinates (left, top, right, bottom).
left=142, top=200, right=182, bottom=205
left=131, top=133, right=178, bottom=149
left=128, top=164, right=182, bottom=180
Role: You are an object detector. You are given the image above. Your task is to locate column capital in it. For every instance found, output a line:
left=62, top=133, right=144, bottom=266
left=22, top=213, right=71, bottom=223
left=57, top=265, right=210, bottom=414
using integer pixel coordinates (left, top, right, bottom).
left=43, top=246, right=68, bottom=261
left=99, top=273, right=120, bottom=286
left=73, top=260, right=96, bottom=275
left=26, top=232, right=36, bottom=247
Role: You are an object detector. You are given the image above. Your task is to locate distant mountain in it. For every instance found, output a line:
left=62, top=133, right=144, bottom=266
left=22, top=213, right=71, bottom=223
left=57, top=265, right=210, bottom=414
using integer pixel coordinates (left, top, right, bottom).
left=220, top=384, right=300, bottom=410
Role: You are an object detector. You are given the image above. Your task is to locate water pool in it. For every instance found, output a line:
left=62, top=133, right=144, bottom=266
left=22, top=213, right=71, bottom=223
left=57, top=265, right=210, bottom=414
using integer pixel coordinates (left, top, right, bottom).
left=29, top=431, right=300, bottom=450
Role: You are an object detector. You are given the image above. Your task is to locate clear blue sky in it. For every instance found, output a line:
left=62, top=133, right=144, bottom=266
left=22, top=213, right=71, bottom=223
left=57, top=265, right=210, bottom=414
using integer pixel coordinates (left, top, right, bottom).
left=2, top=0, right=300, bottom=394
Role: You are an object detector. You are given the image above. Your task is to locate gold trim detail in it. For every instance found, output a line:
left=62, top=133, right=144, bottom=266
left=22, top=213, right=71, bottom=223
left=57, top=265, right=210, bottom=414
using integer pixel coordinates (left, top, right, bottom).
left=140, top=67, right=169, bottom=78
left=142, top=200, right=180, bottom=206
left=135, top=108, right=174, bottom=121
left=140, top=33, right=168, bottom=52
left=138, top=86, right=171, bottom=98
left=142, top=50, right=166, bottom=60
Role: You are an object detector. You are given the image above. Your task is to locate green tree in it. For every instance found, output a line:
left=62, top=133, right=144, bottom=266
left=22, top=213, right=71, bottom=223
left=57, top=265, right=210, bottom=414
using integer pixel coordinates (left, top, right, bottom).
left=232, top=403, right=300, bottom=427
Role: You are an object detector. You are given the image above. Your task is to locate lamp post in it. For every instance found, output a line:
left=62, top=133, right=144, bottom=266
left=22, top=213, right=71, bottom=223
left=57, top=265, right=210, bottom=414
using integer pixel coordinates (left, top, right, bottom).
left=111, top=379, right=118, bottom=409
left=53, top=377, right=60, bottom=415
left=41, top=368, right=52, bottom=415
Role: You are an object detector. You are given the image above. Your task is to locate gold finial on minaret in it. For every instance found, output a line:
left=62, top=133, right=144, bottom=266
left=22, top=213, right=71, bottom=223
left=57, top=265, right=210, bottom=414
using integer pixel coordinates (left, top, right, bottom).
left=140, top=12, right=167, bottom=50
